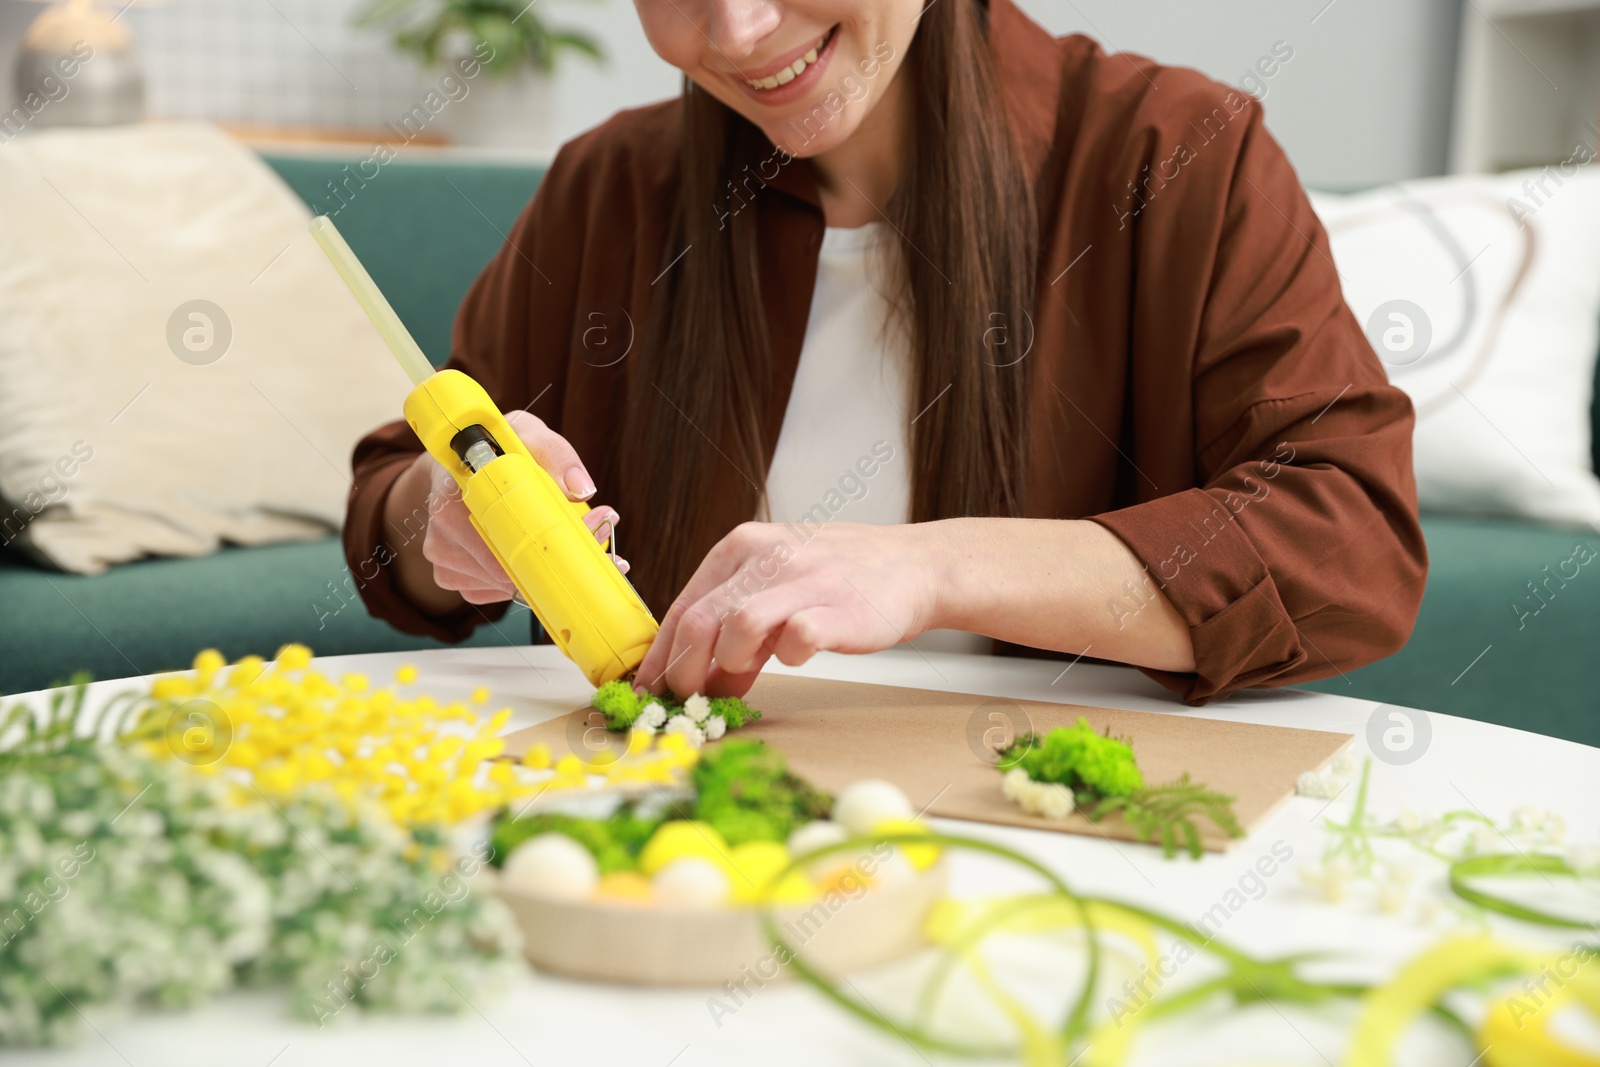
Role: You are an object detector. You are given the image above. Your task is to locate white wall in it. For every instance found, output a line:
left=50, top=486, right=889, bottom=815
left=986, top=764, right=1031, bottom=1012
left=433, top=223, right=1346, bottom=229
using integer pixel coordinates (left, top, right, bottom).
left=0, top=1, right=1461, bottom=188
left=539, top=0, right=1465, bottom=189
left=1013, top=0, right=1464, bottom=189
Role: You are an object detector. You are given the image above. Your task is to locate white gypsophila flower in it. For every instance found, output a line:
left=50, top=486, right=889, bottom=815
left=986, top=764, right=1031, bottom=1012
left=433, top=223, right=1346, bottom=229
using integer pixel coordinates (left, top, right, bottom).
left=684, top=694, right=712, bottom=724
left=639, top=702, right=668, bottom=729
left=1001, top=768, right=1031, bottom=803
left=1565, top=844, right=1600, bottom=876
left=663, top=715, right=706, bottom=748
left=0, top=721, right=523, bottom=1048
left=632, top=722, right=657, bottom=738
left=703, top=715, right=727, bottom=742
left=1319, top=863, right=1350, bottom=904
left=1035, top=783, right=1075, bottom=820
left=1383, top=861, right=1415, bottom=888
left=1377, top=883, right=1408, bottom=915
left=1331, top=752, right=1360, bottom=779
left=1543, top=811, right=1567, bottom=843
left=1296, top=772, right=1344, bottom=800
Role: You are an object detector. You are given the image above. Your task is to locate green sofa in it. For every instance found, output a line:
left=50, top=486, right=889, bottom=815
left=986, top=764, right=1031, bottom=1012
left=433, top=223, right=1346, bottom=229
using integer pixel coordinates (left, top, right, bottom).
left=1, top=154, right=1595, bottom=748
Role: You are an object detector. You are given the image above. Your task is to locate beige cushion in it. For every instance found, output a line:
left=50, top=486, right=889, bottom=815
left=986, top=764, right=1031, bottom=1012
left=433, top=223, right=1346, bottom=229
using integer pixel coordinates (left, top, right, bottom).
left=1311, top=167, right=1600, bottom=527
left=0, top=122, right=412, bottom=574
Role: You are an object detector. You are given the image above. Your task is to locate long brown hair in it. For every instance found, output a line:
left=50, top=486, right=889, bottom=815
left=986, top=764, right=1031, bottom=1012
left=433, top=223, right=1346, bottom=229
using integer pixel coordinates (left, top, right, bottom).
left=616, top=0, right=1037, bottom=616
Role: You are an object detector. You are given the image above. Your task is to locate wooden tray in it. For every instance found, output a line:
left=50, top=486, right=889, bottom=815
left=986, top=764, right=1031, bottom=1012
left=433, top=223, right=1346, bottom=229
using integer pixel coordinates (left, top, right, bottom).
left=498, top=863, right=948, bottom=986
left=504, top=674, right=1352, bottom=853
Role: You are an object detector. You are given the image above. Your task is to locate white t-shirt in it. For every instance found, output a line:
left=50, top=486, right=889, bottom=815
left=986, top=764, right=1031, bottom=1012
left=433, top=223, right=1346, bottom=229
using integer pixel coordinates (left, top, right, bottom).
left=761, top=224, right=990, bottom=656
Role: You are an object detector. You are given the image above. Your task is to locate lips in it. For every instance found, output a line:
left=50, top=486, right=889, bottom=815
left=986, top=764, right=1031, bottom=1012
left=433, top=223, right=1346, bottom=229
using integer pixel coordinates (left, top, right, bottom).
left=742, top=25, right=838, bottom=91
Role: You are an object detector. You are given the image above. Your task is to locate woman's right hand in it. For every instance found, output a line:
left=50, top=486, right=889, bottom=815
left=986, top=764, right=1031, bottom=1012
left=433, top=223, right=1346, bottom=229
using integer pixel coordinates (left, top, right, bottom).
left=386, top=409, right=625, bottom=611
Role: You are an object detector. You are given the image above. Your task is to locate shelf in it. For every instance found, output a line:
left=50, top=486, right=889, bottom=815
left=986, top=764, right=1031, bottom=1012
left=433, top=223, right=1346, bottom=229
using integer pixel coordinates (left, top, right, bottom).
left=1477, top=0, right=1600, bottom=19
left=1450, top=0, right=1600, bottom=172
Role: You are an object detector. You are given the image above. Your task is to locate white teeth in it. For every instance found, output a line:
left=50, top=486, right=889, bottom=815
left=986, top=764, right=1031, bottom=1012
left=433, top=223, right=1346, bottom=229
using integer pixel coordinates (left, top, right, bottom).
left=744, top=28, right=832, bottom=90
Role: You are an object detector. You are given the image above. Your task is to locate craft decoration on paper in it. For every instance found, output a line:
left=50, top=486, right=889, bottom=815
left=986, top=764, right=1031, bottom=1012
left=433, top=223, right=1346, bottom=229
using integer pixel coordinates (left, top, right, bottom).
left=588, top=678, right=761, bottom=747
left=995, top=718, right=1244, bottom=858
left=503, top=673, right=1353, bottom=854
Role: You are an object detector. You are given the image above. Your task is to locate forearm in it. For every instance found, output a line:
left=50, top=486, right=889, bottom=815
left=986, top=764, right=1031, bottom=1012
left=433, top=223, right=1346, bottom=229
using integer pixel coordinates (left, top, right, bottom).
left=381, top=456, right=468, bottom=617
left=924, top=517, right=1196, bottom=673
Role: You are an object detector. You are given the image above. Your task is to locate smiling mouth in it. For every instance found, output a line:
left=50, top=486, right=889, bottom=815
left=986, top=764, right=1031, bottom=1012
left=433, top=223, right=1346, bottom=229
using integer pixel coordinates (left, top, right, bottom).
left=743, top=26, right=838, bottom=91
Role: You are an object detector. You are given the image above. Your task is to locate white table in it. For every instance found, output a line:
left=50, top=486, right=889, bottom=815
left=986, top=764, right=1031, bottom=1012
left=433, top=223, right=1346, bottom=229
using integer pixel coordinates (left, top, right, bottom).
left=10, top=646, right=1599, bottom=1067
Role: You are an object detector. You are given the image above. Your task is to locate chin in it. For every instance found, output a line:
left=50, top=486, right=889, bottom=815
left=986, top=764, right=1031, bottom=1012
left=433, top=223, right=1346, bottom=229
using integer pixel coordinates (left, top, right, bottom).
left=698, top=23, right=901, bottom=160
left=762, top=112, right=865, bottom=159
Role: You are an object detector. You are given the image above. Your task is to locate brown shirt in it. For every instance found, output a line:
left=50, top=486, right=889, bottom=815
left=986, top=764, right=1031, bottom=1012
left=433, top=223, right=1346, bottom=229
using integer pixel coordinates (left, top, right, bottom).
left=344, top=0, right=1428, bottom=704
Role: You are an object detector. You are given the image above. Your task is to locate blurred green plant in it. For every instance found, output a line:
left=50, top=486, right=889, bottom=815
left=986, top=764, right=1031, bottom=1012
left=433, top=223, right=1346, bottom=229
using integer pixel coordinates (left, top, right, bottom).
left=354, top=0, right=605, bottom=76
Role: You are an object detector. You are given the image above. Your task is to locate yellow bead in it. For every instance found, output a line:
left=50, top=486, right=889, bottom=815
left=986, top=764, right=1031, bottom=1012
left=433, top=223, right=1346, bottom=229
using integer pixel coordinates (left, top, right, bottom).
left=872, top=818, right=940, bottom=870
left=395, top=664, right=418, bottom=685
left=471, top=687, right=490, bottom=705
left=766, top=869, right=817, bottom=905
left=639, top=821, right=730, bottom=877
left=522, top=744, right=552, bottom=771
left=593, top=871, right=655, bottom=906
left=728, top=840, right=791, bottom=903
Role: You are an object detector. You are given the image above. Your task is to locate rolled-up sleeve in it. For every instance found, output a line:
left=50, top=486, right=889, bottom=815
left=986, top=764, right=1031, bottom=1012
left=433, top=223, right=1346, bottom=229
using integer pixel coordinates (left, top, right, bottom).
left=1089, top=92, right=1428, bottom=703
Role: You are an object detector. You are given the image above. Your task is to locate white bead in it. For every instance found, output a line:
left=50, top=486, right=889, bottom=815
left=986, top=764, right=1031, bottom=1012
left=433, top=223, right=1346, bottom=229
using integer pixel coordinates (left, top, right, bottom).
left=788, top=819, right=849, bottom=858
left=788, top=820, right=853, bottom=878
left=501, top=834, right=598, bottom=902
left=833, top=780, right=915, bottom=835
left=652, top=857, right=730, bottom=908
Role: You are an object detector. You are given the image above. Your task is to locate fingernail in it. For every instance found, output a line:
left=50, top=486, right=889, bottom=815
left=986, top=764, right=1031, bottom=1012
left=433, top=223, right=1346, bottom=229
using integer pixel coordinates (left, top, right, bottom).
left=565, top=467, right=596, bottom=499
left=616, top=558, right=631, bottom=574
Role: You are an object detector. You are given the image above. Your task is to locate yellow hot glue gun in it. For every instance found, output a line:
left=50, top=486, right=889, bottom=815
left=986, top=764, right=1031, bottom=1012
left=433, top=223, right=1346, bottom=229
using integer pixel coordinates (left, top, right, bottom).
left=311, top=215, right=659, bottom=686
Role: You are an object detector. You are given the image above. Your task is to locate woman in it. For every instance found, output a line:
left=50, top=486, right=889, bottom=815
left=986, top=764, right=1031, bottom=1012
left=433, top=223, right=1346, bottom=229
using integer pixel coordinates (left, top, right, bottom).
left=345, top=0, right=1427, bottom=704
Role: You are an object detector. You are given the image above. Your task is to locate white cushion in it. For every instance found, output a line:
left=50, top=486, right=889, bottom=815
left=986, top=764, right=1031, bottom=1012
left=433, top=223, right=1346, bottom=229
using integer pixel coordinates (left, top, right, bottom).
left=0, top=122, right=412, bottom=574
left=1310, top=166, right=1600, bottom=528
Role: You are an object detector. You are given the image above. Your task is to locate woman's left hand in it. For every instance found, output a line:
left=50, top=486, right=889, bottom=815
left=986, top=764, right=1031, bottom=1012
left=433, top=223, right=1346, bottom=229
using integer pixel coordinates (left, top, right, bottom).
left=635, top=521, right=943, bottom=699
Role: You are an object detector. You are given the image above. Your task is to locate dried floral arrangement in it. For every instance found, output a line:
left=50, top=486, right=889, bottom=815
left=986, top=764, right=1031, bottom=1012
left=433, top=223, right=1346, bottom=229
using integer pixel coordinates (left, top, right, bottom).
left=994, top=717, right=1243, bottom=858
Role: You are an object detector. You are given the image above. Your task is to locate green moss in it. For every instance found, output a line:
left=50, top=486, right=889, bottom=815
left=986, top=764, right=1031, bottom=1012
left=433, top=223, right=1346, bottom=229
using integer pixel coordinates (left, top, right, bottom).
left=489, top=808, right=664, bottom=873
left=590, top=679, right=642, bottom=730
left=999, top=718, right=1144, bottom=799
left=689, top=739, right=831, bottom=846
left=708, top=695, right=761, bottom=729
